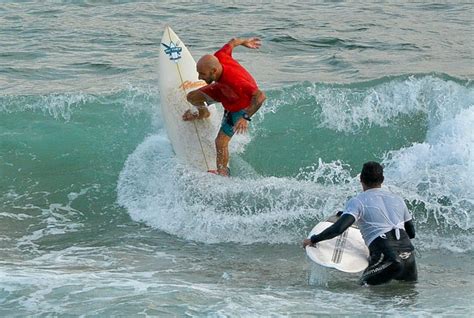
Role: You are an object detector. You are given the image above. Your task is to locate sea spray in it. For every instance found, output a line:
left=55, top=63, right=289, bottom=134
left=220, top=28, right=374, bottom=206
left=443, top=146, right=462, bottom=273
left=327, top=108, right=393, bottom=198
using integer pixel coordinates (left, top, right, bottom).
left=118, top=75, right=473, bottom=252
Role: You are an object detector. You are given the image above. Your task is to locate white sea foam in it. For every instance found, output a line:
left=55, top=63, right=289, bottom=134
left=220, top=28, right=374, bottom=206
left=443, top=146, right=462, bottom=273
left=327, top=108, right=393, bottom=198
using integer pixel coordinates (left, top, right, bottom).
left=118, top=76, right=473, bottom=252
left=0, top=93, right=92, bottom=121
left=117, top=134, right=355, bottom=244
left=0, top=86, right=157, bottom=121
left=15, top=203, right=85, bottom=254
left=314, top=76, right=473, bottom=133
left=383, top=106, right=474, bottom=236
left=0, top=212, right=33, bottom=221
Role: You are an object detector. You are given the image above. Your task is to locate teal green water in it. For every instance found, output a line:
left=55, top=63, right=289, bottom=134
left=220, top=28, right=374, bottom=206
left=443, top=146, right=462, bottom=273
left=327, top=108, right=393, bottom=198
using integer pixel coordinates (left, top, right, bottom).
left=1, top=2, right=473, bottom=316
left=244, top=77, right=433, bottom=176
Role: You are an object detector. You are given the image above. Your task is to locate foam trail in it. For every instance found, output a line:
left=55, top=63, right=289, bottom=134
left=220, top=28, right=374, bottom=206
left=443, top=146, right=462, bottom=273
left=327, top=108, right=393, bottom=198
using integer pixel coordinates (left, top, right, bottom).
left=117, top=135, right=357, bottom=244
left=118, top=75, right=473, bottom=251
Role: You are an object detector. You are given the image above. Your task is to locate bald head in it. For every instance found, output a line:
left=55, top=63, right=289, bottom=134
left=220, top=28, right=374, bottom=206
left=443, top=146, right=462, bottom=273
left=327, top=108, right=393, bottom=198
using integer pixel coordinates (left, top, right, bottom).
left=197, top=54, right=220, bottom=69
left=197, top=55, right=222, bottom=84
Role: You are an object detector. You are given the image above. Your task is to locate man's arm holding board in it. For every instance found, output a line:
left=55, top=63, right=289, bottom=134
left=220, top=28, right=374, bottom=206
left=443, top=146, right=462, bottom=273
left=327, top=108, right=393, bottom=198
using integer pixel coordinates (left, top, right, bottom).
left=182, top=90, right=210, bottom=121
left=302, top=214, right=356, bottom=248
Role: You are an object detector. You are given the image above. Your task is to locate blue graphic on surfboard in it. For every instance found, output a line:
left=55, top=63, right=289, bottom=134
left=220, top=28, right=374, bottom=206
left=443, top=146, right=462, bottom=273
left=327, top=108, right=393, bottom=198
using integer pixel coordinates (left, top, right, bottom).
left=306, top=214, right=370, bottom=273
left=161, top=41, right=182, bottom=62
left=158, top=25, right=222, bottom=171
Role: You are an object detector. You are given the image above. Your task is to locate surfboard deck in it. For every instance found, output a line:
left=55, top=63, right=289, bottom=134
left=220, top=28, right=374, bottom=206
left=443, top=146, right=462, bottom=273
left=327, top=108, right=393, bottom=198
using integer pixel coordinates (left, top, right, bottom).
left=158, top=26, right=222, bottom=171
left=305, top=215, right=369, bottom=273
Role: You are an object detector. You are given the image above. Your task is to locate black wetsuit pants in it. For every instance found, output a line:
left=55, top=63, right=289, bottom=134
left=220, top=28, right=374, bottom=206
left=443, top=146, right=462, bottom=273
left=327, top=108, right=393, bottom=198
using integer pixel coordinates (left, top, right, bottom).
left=360, top=229, right=417, bottom=285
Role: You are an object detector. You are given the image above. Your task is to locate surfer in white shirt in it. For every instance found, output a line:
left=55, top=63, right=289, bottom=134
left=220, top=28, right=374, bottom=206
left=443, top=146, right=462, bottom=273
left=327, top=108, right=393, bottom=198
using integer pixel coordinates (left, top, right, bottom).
left=303, top=161, right=417, bottom=285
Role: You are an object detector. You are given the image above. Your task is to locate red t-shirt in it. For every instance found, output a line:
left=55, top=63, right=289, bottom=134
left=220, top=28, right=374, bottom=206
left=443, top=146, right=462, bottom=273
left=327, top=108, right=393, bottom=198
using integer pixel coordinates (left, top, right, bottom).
left=200, top=44, right=258, bottom=112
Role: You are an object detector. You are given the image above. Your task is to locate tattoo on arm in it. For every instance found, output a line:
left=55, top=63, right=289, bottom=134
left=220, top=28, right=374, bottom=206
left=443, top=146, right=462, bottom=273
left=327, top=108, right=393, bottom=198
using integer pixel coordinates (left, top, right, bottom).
left=245, top=90, right=266, bottom=117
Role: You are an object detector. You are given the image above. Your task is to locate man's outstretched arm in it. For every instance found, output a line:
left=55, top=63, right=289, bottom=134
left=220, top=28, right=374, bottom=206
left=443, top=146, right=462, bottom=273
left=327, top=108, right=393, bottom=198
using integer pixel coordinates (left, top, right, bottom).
left=227, top=37, right=261, bottom=50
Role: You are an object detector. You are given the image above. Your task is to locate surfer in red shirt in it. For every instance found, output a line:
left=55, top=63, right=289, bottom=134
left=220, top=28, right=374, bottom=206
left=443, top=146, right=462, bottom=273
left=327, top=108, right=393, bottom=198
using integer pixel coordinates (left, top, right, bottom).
left=182, top=37, right=266, bottom=176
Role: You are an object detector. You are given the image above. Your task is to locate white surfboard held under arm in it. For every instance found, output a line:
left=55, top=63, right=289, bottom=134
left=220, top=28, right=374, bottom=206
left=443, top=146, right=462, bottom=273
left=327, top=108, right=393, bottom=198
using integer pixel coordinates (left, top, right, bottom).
left=305, top=215, right=370, bottom=273
left=158, top=25, right=221, bottom=171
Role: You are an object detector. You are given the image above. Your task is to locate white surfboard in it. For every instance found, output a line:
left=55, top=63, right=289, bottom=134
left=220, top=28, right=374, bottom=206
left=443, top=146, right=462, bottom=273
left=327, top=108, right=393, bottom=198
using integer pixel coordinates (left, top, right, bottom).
left=158, top=25, right=222, bottom=171
left=305, top=215, right=369, bottom=273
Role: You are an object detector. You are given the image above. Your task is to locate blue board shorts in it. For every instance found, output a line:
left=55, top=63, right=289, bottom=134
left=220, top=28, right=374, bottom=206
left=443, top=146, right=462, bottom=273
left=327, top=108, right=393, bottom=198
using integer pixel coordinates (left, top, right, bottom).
left=221, top=110, right=246, bottom=137
left=201, top=93, right=246, bottom=137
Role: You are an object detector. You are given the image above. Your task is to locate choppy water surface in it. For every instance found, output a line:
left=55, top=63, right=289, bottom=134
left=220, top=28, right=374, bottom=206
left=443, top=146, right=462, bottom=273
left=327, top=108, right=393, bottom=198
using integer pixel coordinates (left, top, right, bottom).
left=1, top=2, right=473, bottom=316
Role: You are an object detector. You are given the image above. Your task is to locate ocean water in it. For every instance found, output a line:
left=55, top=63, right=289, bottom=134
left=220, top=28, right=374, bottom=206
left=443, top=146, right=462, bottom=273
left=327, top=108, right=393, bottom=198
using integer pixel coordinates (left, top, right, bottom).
left=1, top=2, right=473, bottom=317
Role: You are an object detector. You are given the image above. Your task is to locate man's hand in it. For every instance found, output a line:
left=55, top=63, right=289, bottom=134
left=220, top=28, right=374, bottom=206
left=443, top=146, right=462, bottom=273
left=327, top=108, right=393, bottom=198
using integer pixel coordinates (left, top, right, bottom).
left=243, top=37, right=261, bottom=49
left=182, top=107, right=210, bottom=121
left=182, top=109, right=199, bottom=121
left=303, top=238, right=314, bottom=248
left=233, top=117, right=248, bottom=134
left=228, top=37, right=262, bottom=50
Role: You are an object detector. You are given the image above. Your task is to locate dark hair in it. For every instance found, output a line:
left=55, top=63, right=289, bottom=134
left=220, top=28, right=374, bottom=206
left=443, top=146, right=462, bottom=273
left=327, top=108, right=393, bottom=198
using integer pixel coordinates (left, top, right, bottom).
left=360, top=161, right=384, bottom=186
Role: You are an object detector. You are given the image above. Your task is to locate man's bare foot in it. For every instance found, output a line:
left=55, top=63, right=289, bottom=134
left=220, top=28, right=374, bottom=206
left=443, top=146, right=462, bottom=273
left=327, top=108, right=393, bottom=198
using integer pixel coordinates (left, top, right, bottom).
left=217, top=167, right=230, bottom=176
left=208, top=169, right=230, bottom=177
